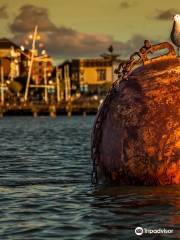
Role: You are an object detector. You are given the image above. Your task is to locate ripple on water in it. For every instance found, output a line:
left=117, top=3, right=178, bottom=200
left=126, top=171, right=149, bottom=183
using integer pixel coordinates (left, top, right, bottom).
left=0, top=117, right=179, bottom=240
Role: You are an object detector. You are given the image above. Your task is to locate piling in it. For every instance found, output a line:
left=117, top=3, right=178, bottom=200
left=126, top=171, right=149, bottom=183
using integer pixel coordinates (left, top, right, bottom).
left=67, top=111, right=72, bottom=117
left=49, top=105, right=57, bottom=118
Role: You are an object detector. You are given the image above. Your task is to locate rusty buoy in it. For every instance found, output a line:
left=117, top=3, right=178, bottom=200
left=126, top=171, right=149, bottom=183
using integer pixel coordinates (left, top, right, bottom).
left=91, top=40, right=180, bottom=185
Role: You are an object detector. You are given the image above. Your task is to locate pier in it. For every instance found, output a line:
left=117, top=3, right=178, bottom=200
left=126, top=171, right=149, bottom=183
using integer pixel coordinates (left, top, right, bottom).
left=0, top=98, right=100, bottom=117
left=0, top=28, right=122, bottom=118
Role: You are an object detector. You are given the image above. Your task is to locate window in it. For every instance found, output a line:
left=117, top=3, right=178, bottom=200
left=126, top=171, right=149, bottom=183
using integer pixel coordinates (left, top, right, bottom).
left=97, top=69, right=106, bottom=81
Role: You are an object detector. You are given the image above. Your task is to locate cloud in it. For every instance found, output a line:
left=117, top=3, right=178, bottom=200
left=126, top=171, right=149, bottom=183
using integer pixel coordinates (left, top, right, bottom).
left=10, top=4, right=153, bottom=60
left=120, top=1, right=130, bottom=9
left=13, top=30, right=153, bottom=59
left=119, top=1, right=136, bottom=9
left=9, top=4, right=56, bottom=33
left=12, top=28, right=126, bottom=58
left=121, top=34, right=157, bottom=55
left=0, top=5, right=8, bottom=19
left=154, top=9, right=177, bottom=20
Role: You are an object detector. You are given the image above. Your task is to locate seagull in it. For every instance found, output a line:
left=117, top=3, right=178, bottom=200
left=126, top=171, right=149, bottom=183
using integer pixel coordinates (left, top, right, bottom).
left=171, top=14, right=180, bottom=56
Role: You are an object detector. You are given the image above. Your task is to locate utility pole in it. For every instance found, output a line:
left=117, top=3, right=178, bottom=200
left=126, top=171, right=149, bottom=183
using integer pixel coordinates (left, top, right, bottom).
left=56, top=67, right=60, bottom=103
left=64, top=64, right=71, bottom=101
left=10, top=47, right=15, bottom=82
left=0, top=63, right=4, bottom=105
left=64, top=64, right=72, bottom=116
left=24, top=25, right=38, bottom=101
left=44, top=62, right=48, bottom=103
left=64, top=65, right=68, bottom=101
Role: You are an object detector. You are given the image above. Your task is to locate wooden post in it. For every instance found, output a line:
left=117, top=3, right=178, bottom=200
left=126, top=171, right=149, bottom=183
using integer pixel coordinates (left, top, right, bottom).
left=24, top=25, right=38, bottom=101
left=33, top=108, right=38, bottom=117
left=67, top=111, right=72, bottom=117
left=33, top=111, right=38, bottom=117
left=49, top=105, right=56, bottom=118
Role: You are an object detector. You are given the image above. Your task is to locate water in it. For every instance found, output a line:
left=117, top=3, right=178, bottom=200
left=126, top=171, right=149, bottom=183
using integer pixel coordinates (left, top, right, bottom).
left=0, top=116, right=179, bottom=240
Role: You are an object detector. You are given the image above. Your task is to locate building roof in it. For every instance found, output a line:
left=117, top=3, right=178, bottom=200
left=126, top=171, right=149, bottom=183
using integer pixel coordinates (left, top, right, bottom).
left=0, top=38, right=20, bottom=49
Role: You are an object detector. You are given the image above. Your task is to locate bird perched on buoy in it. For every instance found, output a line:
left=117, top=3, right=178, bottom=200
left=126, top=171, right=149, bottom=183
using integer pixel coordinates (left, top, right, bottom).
left=171, top=14, right=180, bottom=56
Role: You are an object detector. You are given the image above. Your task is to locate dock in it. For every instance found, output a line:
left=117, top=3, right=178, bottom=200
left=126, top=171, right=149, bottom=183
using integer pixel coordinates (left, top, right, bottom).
left=0, top=98, right=100, bottom=117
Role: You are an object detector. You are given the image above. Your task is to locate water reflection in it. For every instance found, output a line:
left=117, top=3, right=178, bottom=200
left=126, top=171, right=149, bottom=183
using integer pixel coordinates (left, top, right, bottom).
left=88, top=185, right=180, bottom=239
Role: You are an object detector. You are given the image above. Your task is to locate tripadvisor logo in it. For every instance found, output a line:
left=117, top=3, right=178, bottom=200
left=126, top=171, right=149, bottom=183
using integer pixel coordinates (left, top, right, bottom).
left=135, top=227, right=174, bottom=236
left=135, top=227, right=143, bottom=235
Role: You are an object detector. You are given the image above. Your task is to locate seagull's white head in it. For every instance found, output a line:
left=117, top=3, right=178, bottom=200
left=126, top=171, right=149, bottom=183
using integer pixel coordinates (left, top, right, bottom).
left=173, top=14, right=180, bottom=22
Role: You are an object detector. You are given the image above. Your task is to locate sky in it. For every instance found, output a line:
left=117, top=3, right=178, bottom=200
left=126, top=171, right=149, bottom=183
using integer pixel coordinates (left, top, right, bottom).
left=0, top=0, right=180, bottom=63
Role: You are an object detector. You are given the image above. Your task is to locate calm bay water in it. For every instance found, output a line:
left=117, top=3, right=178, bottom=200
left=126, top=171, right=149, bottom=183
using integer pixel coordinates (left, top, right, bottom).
left=0, top=116, right=179, bottom=240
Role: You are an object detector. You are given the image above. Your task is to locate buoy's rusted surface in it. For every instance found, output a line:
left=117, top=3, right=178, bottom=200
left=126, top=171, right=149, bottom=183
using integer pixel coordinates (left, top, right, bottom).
left=91, top=41, right=180, bottom=185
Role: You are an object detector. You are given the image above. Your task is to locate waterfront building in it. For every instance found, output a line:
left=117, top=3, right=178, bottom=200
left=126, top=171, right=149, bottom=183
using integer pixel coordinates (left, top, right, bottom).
left=0, top=38, right=54, bottom=103
left=31, top=55, right=53, bottom=85
left=0, top=38, right=28, bottom=79
left=78, top=58, right=119, bottom=95
left=58, top=57, right=124, bottom=100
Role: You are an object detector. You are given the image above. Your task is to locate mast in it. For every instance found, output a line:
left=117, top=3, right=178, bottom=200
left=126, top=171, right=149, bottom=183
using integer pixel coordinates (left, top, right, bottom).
left=24, top=25, right=38, bottom=101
